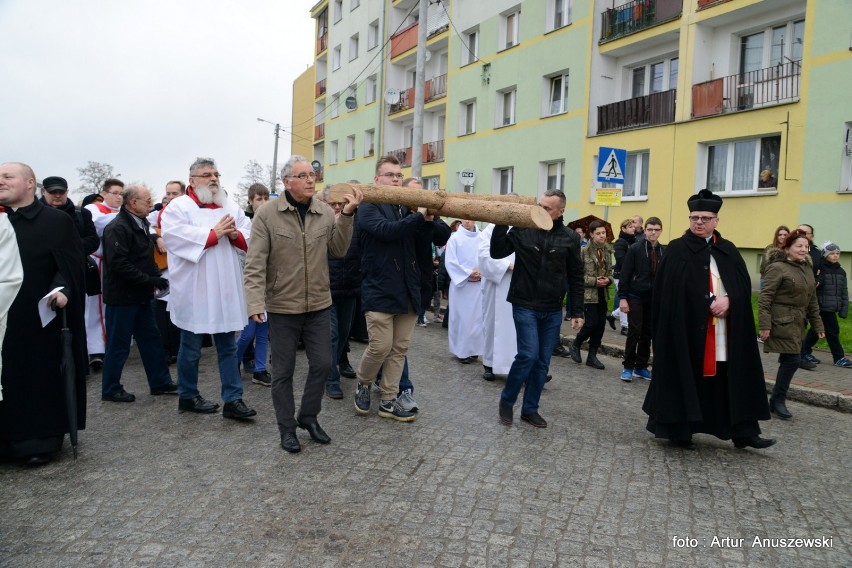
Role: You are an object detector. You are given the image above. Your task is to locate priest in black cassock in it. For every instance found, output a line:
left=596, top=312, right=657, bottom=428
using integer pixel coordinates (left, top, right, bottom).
left=643, top=189, right=775, bottom=451
left=0, top=162, right=87, bottom=465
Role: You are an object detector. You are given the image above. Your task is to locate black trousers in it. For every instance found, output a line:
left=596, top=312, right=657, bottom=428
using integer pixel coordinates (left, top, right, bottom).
left=575, top=294, right=607, bottom=349
left=802, top=311, right=844, bottom=363
left=772, top=353, right=800, bottom=401
left=624, top=295, right=653, bottom=369
left=154, top=299, right=180, bottom=359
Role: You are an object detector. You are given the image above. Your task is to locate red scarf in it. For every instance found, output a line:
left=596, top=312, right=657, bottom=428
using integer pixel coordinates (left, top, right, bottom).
left=187, top=186, right=222, bottom=209
left=0, top=205, right=5, bottom=213
left=95, top=202, right=117, bottom=214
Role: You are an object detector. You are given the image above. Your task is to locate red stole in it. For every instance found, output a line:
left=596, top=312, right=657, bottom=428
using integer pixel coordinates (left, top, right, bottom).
left=703, top=234, right=718, bottom=377
left=95, top=203, right=117, bottom=215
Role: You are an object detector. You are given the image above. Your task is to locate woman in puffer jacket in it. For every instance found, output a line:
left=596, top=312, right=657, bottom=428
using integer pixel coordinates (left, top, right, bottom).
left=801, top=241, right=850, bottom=368
left=758, top=231, right=824, bottom=420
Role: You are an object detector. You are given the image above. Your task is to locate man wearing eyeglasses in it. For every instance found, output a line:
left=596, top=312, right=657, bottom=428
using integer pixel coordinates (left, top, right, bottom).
left=644, top=189, right=775, bottom=451
left=84, top=178, right=125, bottom=371
left=244, top=156, right=362, bottom=453
left=161, top=157, right=257, bottom=421
left=101, top=184, right=176, bottom=403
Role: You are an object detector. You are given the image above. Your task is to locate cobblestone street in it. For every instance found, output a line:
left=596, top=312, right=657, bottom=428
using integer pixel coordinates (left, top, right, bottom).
left=1, top=323, right=850, bottom=567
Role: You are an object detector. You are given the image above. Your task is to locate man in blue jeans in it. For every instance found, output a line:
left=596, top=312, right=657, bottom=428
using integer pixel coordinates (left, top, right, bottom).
left=490, top=190, right=584, bottom=428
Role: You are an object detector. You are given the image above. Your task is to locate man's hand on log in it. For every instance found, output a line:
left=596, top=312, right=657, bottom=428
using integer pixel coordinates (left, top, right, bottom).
left=416, top=206, right=434, bottom=221
left=341, top=187, right=364, bottom=214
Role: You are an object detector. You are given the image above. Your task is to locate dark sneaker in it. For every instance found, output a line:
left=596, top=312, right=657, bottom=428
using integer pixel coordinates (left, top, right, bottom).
left=552, top=344, right=571, bottom=358
left=482, top=366, right=495, bottom=381
left=339, top=362, right=356, bottom=379
left=222, top=399, right=257, bottom=420
left=499, top=403, right=513, bottom=425
left=354, top=383, right=371, bottom=415
left=521, top=412, right=548, bottom=428
left=798, top=359, right=817, bottom=371
left=252, top=370, right=272, bottom=387
left=834, top=357, right=852, bottom=368
left=102, top=388, right=135, bottom=403
left=396, top=388, right=418, bottom=413
left=378, top=399, right=416, bottom=422
left=802, top=353, right=821, bottom=364
left=150, top=381, right=178, bottom=395
left=325, top=382, right=344, bottom=399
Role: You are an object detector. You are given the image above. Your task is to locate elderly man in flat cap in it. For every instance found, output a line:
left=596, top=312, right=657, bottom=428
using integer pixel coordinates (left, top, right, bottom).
left=643, top=189, right=776, bottom=452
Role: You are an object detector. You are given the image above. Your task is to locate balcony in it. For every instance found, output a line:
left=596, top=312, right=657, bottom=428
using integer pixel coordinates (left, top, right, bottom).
left=315, top=78, right=326, bottom=98
left=389, top=88, right=414, bottom=114
left=386, top=140, right=445, bottom=168
left=600, top=0, right=682, bottom=43
left=691, top=61, right=801, bottom=119
left=314, top=123, right=325, bottom=141
left=597, top=89, right=676, bottom=134
left=316, top=32, right=328, bottom=54
left=391, top=22, right=418, bottom=58
left=697, top=0, right=732, bottom=9
left=426, top=74, right=447, bottom=102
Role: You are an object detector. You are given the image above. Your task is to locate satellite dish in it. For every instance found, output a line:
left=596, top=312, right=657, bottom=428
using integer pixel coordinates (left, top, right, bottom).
left=345, top=96, right=357, bottom=110
left=424, top=49, right=432, bottom=62
left=384, top=88, right=400, bottom=104
left=311, top=160, right=321, bottom=170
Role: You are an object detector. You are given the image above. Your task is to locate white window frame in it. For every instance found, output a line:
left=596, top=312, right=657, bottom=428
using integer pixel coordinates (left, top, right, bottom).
left=597, top=151, right=650, bottom=201
left=329, top=140, right=339, bottom=164
left=351, top=0, right=360, bottom=11
left=330, top=93, right=340, bottom=119
left=547, top=0, right=571, bottom=32
left=346, top=135, right=355, bottom=161
left=495, top=167, right=514, bottom=195
left=364, top=129, right=375, bottom=157
left=543, top=70, right=569, bottom=116
left=365, top=75, right=377, bottom=104
left=460, top=99, right=476, bottom=135
left=423, top=176, right=441, bottom=190
left=462, top=28, right=479, bottom=65
left=368, top=20, right=379, bottom=50
left=700, top=135, right=781, bottom=195
left=497, top=87, right=517, bottom=127
left=740, top=19, right=805, bottom=74
left=333, top=0, right=342, bottom=23
left=541, top=160, right=565, bottom=194
left=630, top=57, right=678, bottom=98
left=332, top=45, right=341, bottom=70
left=349, top=33, right=359, bottom=61
left=500, top=8, right=521, bottom=51
left=841, top=123, right=852, bottom=193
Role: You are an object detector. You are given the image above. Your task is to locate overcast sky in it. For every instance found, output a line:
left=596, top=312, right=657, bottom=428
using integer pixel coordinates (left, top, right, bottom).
left=0, top=0, right=316, bottom=202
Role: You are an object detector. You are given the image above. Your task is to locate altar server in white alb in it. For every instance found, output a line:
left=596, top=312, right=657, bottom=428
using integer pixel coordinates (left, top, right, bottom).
left=445, top=219, right=485, bottom=363
left=478, top=223, right=516, bottom=381
left=0, top=212, right=24, bottom=400
left=84, top=178, right=124, bottom=371
left=161, top=157, right=257, bottom=421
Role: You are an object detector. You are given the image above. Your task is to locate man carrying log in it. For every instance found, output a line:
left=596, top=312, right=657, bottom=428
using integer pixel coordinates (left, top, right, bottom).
left=490, top=190, right=584, bottom=428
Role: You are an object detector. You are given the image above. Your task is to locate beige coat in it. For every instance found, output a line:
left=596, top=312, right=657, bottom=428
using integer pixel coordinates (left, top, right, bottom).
left=244, top=195, right=353, bottom=316
left=758, top=250, right=823, bottom=354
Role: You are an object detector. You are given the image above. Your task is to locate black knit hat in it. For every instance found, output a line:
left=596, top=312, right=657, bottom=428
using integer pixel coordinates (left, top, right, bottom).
left=687, top=189, right=722, bottom=213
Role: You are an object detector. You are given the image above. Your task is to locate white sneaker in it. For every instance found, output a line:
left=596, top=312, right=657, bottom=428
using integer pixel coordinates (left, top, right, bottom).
left=396, top=388, right=419, bottom=413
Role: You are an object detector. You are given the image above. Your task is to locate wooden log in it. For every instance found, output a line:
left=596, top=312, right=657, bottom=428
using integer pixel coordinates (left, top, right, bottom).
left=434, top=191, right=536, bottom=205
left=327, top=183, right=552, bottom=230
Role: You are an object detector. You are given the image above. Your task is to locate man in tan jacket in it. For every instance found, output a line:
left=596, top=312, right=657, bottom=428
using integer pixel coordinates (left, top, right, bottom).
left=244, top=156, right=362, bottom=453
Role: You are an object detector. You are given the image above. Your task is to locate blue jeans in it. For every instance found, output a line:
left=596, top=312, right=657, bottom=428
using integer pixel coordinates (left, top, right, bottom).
left=102, top=302, right=173, bottom=397
left=377, top=357, right=414, bottom=394
left=177, top=330, right=243, bottom=403
left=327, top=297, right=357, bottom=387
left=237, top=319, right=268, bottom=372
left=501, top=306, right=562, bottom=415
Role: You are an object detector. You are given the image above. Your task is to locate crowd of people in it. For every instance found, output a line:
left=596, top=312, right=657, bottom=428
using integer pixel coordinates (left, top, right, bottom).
left=0, top=156, right=848, bottom=464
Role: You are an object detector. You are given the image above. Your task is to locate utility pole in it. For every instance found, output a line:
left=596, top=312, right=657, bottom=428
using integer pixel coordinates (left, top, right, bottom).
left=257, top=117, right=281, bottom=192
left=410, top=0, right=429, bottom=178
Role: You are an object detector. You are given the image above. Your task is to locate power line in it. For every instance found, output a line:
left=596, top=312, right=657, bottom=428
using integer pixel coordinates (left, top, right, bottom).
left=441, top=0, right=481, bottom=65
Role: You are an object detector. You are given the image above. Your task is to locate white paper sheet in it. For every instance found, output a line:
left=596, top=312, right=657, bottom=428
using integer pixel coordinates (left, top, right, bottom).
left=38, top=287, right=64, bottom=328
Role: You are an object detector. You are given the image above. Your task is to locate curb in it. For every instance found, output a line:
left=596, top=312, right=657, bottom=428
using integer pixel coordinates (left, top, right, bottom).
left=560, top=335, right=852, bottom=414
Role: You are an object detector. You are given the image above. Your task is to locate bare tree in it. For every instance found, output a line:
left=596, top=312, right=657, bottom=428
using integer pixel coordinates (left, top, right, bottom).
left=235, top=160, right=283, bottom=207
left=76, top=161, right=116, bottom=194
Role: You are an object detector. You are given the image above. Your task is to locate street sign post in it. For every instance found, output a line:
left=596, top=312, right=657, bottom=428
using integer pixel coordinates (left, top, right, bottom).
left=597, top=147, right=627, bottom=184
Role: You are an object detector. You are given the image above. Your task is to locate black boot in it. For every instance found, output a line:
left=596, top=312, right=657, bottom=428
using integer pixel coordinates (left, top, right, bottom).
left=569, top=341, right=582, bottom=363
left=586, top=347, right=605, bottom=370
left=769, top=396, right=792, bottom=419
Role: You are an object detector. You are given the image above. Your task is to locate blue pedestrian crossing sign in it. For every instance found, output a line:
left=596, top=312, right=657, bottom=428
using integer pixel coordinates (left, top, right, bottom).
left=597, top=147, right=627, bottom=184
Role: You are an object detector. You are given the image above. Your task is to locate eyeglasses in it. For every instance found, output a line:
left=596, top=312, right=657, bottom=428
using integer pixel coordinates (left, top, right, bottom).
left=290, top=172, right=318, bottom=180
left=107, top=191, right=123, bottom=196
left=688, top=215, right=716, bottom=223
left=378, top=172, right=404, bottom=180
left=192, top=172, right=221, bottom=179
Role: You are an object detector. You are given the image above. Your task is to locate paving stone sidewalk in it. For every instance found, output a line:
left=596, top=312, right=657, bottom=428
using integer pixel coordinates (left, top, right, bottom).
left=1, top=323, right=850, bottom=567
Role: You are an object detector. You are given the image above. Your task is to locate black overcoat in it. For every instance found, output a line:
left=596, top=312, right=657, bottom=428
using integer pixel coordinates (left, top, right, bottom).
left=643, top=229, right=769, bottom=438
left=0, top=200, right=87, bottom=452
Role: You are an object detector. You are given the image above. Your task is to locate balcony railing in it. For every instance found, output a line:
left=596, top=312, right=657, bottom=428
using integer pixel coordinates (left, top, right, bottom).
left=691, top=61, right=801, bottom=119
left=316, top=32, right=328, bottom=54
left=697, top=0, right=732, bottom=9
left=315, top=78, right=326, bottom=98
left=424, top=139, right=444, bottom=163
left=600, top=0, right=682, bottom=43
left=389, top=88, right=414, bottom=114
left=387, top=147, right=411, bottom=167
left=391, top=22, right=418, bottom=58
left=426, top=74, right=447, bottom=102
left=314, top=123, right=325, bottom=141
left=597, top=89, right=676, bottom=134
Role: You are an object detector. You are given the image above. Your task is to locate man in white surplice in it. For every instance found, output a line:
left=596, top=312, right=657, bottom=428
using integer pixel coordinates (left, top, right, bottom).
left=0, top=212, right=23, bottom=401
left=445, top=219, right=484, bottom=363
left=478, top=223, right=516, bottom=380
left=161, top=157, right=257, bottom=420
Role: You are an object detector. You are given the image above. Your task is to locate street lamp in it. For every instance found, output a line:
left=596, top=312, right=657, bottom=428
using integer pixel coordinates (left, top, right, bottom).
left=257, top=117, right=281, bottom=192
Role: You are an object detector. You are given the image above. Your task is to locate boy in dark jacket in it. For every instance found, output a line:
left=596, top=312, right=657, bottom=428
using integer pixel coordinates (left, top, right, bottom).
left=802, top=241, right=850, bottom=368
